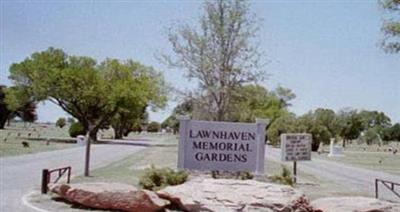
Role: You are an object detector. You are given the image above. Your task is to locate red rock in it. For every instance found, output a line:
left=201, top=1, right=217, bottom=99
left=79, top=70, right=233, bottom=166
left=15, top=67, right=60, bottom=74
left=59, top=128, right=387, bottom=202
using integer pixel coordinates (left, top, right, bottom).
left=51, top=183, right=169, bottom=212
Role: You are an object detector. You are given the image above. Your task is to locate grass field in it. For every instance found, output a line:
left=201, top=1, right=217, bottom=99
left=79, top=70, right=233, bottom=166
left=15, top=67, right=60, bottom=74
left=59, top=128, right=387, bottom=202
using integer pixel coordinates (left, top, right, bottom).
left=314, top=151, right=400, bottom=176
left=0, top=122, right=75, bottom=157
left=73, top=135, right=365, bottom=200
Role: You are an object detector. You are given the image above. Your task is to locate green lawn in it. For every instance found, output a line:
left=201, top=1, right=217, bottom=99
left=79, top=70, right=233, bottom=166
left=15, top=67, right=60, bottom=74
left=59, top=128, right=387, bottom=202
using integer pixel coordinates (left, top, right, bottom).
left=314, top=151, right=400, bottom=176
left=73, top=136, right=178, bottom=186
left=0, top=122, right=75, bottom=157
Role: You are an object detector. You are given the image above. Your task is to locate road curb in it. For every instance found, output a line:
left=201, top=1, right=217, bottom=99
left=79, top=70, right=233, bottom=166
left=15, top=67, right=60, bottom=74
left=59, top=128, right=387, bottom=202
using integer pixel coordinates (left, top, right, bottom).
left=22, top=190, right=50, bottom=212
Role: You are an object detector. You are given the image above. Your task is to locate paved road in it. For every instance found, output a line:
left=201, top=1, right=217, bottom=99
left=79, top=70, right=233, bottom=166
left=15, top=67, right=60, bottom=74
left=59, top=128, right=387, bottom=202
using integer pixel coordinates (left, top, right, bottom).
left=266, top=146, right=400, bottom=202
left=0, top=144, right=145, bottom=212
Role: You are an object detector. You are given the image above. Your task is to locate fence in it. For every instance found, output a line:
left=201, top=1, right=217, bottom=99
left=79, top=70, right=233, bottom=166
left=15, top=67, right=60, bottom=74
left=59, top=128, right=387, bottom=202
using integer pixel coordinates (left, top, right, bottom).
left=41, top=166, right=71, bottom=194
left=375, top=178, right=400, bottom=199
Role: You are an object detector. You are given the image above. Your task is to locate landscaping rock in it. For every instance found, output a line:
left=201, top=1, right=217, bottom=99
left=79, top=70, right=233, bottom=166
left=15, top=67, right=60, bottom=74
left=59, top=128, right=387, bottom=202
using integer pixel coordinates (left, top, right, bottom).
left=311, top=196, right=400, bottom=212
left=51, top=182, right=169, bottom=212
left=157, top=178, right=312, bottom=211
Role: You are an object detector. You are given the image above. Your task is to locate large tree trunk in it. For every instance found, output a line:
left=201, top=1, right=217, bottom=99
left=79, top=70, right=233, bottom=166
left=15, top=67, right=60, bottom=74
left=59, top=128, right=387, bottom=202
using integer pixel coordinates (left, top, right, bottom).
left=0, top=110, right=11, bottom=129
left=0, top=117, right=6, bottom=129
left=114, top=127, right=124, bottom=139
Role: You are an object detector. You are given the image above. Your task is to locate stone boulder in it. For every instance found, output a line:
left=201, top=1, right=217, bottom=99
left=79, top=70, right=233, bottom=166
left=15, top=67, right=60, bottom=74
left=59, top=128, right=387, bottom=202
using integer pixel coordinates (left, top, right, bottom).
left=51, top=182, right=169, bottom=212
left=311, top=196, right=400, bottom=212
left=157, top=178, right=313, bottom=211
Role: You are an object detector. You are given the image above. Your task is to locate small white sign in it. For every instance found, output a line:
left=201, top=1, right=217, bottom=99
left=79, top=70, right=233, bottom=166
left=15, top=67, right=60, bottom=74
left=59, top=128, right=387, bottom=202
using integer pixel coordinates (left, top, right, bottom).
left=281, top=133, right=312, bottom=161
left=178, top=118, right=267, bottom=174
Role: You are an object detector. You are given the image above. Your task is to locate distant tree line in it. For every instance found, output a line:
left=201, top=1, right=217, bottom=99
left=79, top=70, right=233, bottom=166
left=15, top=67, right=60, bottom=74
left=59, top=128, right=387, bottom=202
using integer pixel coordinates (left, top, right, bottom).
left=268, top=108, right=399, bottom=150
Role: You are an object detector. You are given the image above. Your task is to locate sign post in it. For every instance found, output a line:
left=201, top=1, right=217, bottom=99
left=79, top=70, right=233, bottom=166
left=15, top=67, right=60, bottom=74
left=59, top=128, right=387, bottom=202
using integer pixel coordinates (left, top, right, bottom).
left=281, top=133, right=312, bottom=184
left=177, top=118, right=268, bottom=174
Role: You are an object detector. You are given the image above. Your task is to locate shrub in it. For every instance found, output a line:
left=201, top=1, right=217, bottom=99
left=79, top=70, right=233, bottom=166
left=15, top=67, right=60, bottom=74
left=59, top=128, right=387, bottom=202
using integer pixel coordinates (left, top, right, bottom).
left=139, top=165, right=188, bottom=191
left=147, top=121, right=161, bottom=133
left=238, top=171, right=254, bottom=180
left=271, top=166, right=293, bottom=186
left=69, top=122, right=86, bottom=138
left=55, top=118, right=66, bottom=128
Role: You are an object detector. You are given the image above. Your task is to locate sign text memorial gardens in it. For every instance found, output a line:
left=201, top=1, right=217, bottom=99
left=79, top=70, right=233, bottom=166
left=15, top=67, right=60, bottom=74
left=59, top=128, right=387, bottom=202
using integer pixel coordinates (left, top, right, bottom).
left=177, top=117, right=268, bottom=175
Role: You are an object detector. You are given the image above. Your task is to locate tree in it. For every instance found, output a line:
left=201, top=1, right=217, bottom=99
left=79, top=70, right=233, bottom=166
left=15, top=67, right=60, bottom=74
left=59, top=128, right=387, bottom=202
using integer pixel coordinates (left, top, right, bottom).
left=383, top=123, right=400, bottom=141
left=112, top=105, right=146, bottom=139
left=297, top=112, right=331, bottom=151
left=69, top=122, right=86, bottom=138
left=9, top=48, right=167, bottom=176
left=380, top=0, right=400, bottom=53
left=162, top=98, right=194, bottom=133
left=266, top=113, right=298, bottom=146
left=272, top=86, right=296, bottom=108
left=358, top=110, right=391, bottom=130
left=108, top=61, right=167, bottom=139
left=165, top=0, right=265, bottom=121
left=0, top=85, right=37, bottom=129
left=360, top=128, right=383, bottom=145
left=229, top=84, right=290, bottom=124
left=313, top=108, right=341, bottom=138
left=56, top=118, right=66, bottom=128
left=337, top=109, right=364, bottom=147
left=0, top=85, right=12, bottom=129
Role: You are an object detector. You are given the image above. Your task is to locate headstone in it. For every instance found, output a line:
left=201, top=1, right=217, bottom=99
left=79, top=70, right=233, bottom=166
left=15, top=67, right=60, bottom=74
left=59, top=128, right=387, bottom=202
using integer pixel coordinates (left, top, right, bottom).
left=281, top=134, right=312, bottom=161
left=178, top=117, right=268, bottom=175
left=76, top=135, right=87, bottom=146
left=317, top=142, right=323, bottom=154
left=328, top=138, right=344, bottom=157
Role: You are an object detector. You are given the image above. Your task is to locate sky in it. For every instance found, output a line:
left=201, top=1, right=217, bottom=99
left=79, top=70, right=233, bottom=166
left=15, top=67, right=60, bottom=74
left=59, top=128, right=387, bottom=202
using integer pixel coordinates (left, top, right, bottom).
left=1, top=0, right=399, bottom=123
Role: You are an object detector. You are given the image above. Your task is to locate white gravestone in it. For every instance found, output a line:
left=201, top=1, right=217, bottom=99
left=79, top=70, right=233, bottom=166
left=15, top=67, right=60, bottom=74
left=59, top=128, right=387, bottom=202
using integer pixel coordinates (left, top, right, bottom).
left=76, top=135, right=87, bottom=146
left=178, top=117, right=268, bottom=175
left=328, top=138, right=344, bottom=157
left=281, top=133, right=312, bottom=161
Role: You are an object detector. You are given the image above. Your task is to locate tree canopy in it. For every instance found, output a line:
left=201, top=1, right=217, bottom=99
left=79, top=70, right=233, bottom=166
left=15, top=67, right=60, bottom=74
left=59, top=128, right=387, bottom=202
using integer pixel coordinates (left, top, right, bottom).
left=8, top=47, right=167, bottom=176
left=165, top=0, right=265, bottom=121
left=0, top=85, right=37, bottom=128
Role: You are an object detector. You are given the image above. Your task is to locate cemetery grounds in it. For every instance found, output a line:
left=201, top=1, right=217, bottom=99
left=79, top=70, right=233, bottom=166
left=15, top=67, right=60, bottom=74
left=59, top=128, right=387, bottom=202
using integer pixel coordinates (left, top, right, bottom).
left=0, top=122, right=76, bottom=157
left=13, top=130, right=398, bottom=211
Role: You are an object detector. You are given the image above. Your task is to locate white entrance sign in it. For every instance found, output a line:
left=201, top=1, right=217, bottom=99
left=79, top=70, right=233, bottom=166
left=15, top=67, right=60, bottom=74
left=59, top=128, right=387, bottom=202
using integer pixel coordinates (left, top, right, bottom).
left=178, top=117, right=268, bottom=174
left=281, top=133, right=312, bottom=161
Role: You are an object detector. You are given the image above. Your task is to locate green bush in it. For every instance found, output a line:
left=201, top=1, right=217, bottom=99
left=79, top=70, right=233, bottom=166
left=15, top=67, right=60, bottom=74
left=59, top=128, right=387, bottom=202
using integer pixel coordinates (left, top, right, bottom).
left=147, top=121, right=161, bottom=132
left=238, top=171, right=254, bottom=180
left=271, top=166, right=293, bottom=186
left=69, top=122, right=86, bottom=138
left=139, top=165, right=188, bottom=191
left=55, top=118, right=66, bottom=128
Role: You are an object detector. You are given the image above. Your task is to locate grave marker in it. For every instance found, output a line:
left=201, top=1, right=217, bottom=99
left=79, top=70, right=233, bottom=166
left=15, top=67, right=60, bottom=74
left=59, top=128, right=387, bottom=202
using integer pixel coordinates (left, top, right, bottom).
left=328, top=138, right=344, bottom=157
